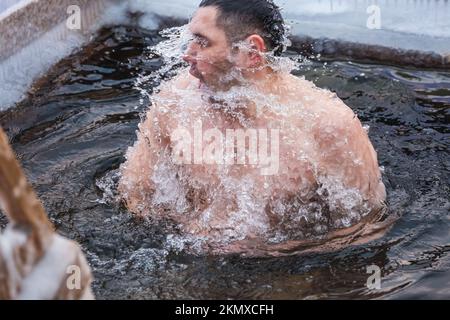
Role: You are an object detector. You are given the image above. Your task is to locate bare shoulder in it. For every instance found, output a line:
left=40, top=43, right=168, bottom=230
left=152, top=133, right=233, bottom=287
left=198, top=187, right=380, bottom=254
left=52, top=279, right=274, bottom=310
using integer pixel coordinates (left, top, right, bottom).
left=283, top=74, right=359, bottom=133
left=139, top=71, right=191, bottom=129
left=151, top=69, right=200, bottom=115
left=157, top=69, right=198, bottom=96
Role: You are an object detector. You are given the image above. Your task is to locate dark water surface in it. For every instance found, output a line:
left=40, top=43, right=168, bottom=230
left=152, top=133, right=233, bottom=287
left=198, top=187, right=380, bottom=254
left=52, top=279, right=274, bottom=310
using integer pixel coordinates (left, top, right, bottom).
left=0, top=26, right=449, bottom=299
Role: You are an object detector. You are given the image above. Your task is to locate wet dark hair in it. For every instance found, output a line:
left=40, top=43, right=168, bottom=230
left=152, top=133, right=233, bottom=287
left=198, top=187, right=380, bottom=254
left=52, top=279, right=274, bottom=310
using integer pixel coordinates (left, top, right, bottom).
left=198, top=0, right=286, bottom=56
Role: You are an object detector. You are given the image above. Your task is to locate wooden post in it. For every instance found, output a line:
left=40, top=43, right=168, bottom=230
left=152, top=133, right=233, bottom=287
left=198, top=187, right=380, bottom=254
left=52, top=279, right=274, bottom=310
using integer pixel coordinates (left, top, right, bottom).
left=0, top=127, right=93, bottom=299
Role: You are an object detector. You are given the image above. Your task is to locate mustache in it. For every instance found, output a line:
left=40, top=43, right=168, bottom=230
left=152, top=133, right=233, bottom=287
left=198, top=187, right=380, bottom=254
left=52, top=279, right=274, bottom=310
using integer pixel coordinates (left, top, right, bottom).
left=185, top=57, right=235, bottom=74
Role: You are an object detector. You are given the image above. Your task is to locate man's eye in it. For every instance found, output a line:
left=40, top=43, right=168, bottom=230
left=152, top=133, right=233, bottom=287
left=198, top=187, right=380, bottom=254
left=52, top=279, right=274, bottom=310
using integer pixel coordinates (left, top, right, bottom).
left=194, top=36, right=209, bottom=48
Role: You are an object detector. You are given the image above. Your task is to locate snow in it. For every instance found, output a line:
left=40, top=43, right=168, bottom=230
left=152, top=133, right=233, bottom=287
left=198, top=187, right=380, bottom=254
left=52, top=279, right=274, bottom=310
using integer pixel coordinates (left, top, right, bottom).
left=133, top=0, right=450, bottom=52
left=0, top=226, right=28, bottom=298
left=1, top=0, right=449, bottom=111
left=0, top=0, right=28, bottom=19
left=0, top=226, right=93, bottom=300
left=17, top=234, right=75, bottom=300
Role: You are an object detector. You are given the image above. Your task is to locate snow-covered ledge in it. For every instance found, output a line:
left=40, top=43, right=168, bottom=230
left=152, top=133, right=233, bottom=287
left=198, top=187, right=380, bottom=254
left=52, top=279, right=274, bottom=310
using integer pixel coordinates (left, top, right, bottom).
left=1, top=0, right=449, bottom=111
left=141, top=0, right=450, bottom=67
left=0, top=0, right=123, bottom=110
left=141, top=0, right=450, bottom=54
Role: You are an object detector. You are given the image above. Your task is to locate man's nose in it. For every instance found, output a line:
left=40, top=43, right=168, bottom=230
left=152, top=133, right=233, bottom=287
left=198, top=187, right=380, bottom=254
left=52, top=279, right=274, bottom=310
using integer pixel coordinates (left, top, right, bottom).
left=182, top=43, right=197, bottom=64
left=182, top=53, right=195, bottom=64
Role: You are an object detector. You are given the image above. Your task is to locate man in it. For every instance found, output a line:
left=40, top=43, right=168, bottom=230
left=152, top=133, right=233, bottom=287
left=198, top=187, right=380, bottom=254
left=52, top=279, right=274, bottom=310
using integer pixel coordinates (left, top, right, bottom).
left=118, top=0, right=386, bottom=251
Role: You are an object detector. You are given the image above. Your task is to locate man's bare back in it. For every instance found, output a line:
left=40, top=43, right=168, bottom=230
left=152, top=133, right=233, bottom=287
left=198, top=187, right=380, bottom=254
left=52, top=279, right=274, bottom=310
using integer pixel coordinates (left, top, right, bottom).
left=118, top=70, right=386, bottom=247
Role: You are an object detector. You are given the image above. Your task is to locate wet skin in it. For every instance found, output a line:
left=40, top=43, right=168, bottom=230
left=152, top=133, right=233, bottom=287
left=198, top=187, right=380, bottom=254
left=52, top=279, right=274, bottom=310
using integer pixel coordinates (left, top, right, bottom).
left=118, top=7, right=386, bottom=249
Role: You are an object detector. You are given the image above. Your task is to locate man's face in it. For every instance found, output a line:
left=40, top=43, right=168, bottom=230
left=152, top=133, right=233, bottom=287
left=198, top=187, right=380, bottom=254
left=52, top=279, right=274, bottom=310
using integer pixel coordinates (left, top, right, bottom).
left=183, top=7, right=238, bottom=89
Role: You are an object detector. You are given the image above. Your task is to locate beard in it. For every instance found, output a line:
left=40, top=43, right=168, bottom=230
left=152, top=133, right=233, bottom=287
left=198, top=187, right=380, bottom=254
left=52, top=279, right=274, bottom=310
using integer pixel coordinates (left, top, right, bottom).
left=189, top=57, right=243, bottom=91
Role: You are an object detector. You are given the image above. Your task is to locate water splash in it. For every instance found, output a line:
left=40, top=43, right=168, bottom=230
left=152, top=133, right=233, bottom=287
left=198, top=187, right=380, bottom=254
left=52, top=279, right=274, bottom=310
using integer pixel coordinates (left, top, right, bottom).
left=117, top=23, right=390, bottom=255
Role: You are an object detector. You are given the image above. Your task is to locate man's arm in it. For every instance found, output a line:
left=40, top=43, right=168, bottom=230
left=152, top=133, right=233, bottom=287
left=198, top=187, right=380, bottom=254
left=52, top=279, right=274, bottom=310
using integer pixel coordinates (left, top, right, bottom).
left=313, top=101, right=386, bottom=208
left=118, top=104, right=171, bottom=214
left=118, top=73, right=187, bottom=214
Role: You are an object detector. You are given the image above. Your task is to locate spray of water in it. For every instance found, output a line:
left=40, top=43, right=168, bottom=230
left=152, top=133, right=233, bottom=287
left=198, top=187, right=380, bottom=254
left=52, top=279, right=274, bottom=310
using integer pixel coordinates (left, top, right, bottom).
left=95, top=21, right=390, bottom=255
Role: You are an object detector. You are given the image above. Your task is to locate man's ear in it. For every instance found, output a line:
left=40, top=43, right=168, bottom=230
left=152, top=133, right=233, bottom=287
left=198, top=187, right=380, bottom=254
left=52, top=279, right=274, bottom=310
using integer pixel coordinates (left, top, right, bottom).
left=245, top=34, right=266, bottom=67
